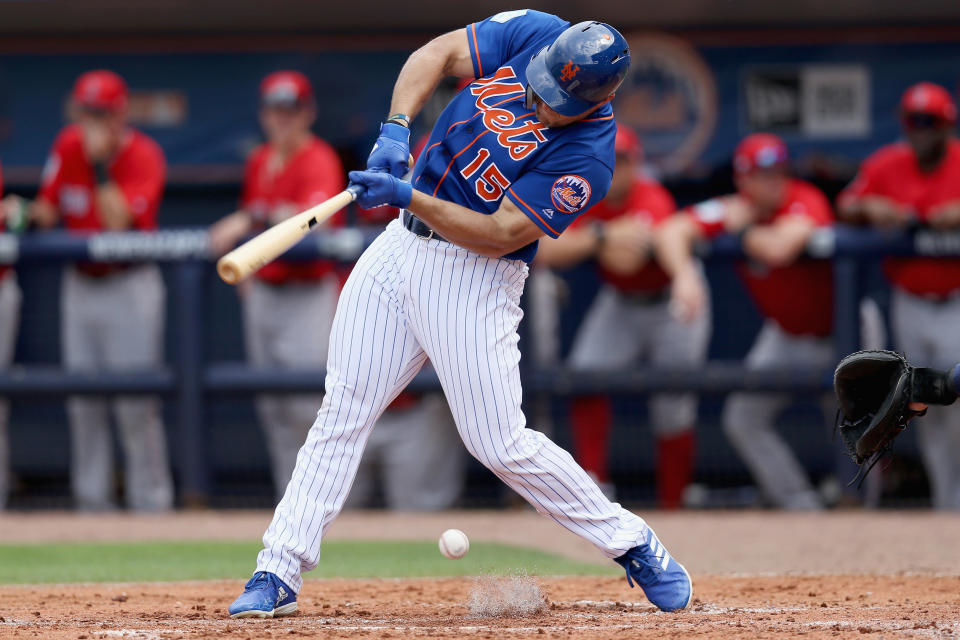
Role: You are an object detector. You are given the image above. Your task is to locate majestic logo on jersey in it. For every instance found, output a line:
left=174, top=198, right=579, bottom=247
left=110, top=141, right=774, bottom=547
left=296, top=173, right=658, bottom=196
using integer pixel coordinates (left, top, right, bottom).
left=470, top=67, right=548, bottom=161
left=560, top=60, right=580, bottom=82
left=551, top=175, right=592, bottom=213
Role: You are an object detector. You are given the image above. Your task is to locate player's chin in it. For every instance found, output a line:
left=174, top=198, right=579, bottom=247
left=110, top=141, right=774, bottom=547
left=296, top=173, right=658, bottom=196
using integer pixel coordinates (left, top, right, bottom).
left=539, top=110, right=584, bottom=129
left=535, top=105, right=565, bottom=128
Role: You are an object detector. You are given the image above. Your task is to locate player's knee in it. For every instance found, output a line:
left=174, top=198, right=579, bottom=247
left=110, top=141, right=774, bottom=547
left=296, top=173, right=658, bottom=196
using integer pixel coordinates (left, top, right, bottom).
left=114, top=398, right=160, bottom=427
left=650, top=401, right=696, bottom=436
left=468, top=434, right=531, bottom=475
left=722, top=396, right=760, bottom=439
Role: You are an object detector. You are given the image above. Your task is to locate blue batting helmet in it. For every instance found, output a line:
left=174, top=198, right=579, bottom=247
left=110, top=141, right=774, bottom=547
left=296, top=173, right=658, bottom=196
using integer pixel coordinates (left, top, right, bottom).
left=525, top=21, right=630, bottom=117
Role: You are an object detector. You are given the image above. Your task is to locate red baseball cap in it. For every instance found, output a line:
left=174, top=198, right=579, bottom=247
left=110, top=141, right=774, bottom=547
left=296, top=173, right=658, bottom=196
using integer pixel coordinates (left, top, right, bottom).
left=900, top=82, right=957, bottom=123
left=260, top=71, right=314, bottom=108
left=614, top=123, right=642, bottom=159
left=734, top=133, right=788, bottom=174
left=72, top=70, right=128, bottom=113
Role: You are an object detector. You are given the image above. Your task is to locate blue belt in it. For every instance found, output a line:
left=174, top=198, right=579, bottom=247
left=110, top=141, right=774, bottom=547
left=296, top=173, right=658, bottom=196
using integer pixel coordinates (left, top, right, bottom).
left=402, top=210, right=447, bottom=243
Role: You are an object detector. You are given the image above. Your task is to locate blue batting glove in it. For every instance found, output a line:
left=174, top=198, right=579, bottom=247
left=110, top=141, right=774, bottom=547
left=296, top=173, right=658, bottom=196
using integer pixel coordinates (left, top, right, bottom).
left=367, top=122, right=410, bottom=177
left=348, top=170, right=413, bottom=210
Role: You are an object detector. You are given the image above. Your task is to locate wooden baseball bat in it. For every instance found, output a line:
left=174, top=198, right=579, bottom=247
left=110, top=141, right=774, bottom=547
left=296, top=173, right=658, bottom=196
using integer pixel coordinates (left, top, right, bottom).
left=216, top=184, right=363, bottom=284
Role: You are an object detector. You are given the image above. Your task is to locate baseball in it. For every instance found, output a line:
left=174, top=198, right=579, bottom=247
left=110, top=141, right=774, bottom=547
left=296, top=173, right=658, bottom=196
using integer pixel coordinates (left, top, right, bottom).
left=438, top=528, right=470, bottom=559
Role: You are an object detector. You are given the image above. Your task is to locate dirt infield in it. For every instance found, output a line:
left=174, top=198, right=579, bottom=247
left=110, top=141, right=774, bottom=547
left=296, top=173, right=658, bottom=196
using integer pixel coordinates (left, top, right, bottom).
left=2, top=510, right=960, bottom=638
left=1, top=575, right=958, bottom=639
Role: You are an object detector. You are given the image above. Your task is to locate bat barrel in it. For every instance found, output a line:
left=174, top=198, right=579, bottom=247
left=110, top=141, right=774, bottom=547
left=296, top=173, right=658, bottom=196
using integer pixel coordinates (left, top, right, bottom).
left=215, top=188, right=358, bottom=285
left=214, top=167, right=406, bottom=286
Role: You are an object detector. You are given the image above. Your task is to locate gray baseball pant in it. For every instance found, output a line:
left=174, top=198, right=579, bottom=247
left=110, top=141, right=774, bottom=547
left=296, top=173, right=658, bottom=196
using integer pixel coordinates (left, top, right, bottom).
left=568, top=284, right=711, bottom=435
left=0, top=272, right=20, bottom=510
left=891, top=288, right=960, bottom=510
left=242, top=276, right=338, bottom=501
left=723, top=320, right=829, bottom=510
left=62, top=265, right=173, bottom=511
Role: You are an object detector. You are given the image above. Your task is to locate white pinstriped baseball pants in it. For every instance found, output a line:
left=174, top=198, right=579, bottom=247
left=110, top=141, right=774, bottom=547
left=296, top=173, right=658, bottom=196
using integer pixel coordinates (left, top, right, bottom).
left=256, top=218, right=651, bottom=591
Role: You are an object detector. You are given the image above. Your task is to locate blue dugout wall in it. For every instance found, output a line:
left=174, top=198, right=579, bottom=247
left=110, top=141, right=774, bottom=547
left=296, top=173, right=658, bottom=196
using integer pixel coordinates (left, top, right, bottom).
left=2, top=27, right=959, bottom=506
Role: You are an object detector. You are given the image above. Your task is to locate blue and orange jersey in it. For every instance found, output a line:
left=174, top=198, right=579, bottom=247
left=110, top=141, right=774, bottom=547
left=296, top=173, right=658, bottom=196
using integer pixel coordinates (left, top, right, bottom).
left=411, top=9, right=616, bottom=262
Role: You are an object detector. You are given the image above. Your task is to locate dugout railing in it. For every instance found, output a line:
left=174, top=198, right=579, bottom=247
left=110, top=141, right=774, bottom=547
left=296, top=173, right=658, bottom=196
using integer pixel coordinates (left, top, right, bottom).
left=1, top=225, right=958, bottom=503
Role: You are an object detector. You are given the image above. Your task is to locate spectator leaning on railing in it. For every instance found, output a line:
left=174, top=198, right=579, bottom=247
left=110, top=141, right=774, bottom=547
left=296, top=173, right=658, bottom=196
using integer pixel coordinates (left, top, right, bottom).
left=655, top=133, right=835, bottom=510
left=837, top=82, right=960, bottom=510
left=537, top=123, right=710, bottom=508
left=208, top=71, right=346, bottom=502
left=6, top=70, right=173, bottom=511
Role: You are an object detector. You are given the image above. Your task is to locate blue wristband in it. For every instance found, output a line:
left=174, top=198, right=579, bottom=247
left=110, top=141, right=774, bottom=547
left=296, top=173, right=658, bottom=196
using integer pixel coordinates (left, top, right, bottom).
left=380, top=121, right=410, bottom=143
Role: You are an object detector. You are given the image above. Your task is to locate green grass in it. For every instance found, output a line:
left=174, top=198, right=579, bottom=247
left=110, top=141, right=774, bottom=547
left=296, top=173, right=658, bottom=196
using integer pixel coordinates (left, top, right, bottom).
left=0, top=540, right=613, bottom=584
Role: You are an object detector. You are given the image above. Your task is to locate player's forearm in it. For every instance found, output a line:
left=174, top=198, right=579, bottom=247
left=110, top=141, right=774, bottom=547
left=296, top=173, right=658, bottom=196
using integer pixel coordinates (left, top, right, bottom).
left=30, top=198, right=59, bottom=229
left=743, top=223, right=811, bottom=268
left=839, top=195, right=904, bottom=226
left=390, top=30, right=473, bottom=123
left=209, top=211, right=254, bottom=255
left=654, top=215, right=699, bottom=278
left=408, top=190, right=532, bottom=258
left=96, top=184, right=134, bottom=230
left=535, top=228, right=600, bottom=268
left=837, top=197, right=866, bottom=224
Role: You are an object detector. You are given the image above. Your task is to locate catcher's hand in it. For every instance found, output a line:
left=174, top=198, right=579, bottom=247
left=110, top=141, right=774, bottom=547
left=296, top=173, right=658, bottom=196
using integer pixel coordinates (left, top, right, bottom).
left=833, top=350, right=958, bottom=482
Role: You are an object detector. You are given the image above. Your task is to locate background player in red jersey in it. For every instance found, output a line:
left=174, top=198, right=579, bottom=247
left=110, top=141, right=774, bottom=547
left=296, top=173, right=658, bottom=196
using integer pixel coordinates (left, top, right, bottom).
left=838, top=82, right=960, bottom=510
left=537, top=124, right=710, bottom=508
left=22, top=70, right=172, bottom=511
left=209, top=71, right=346, bottom=501
left=657, top=133, right=833, bottom=510
left=0, top=159, right=22, bottom=510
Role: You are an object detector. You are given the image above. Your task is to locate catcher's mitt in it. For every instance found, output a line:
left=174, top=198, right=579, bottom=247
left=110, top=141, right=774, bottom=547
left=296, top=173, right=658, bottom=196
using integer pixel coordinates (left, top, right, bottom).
left=833, top=350, right=957, bottom=483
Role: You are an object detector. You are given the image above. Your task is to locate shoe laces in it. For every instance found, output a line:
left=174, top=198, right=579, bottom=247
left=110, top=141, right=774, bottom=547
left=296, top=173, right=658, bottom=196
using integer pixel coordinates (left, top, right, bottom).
left=244, top=572, right=269, bottom=590
left=618, top=544, right=665, bottom=588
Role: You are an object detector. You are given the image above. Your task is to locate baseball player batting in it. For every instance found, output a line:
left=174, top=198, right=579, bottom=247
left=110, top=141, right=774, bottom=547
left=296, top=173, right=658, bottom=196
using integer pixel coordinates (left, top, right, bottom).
left=229, top=9, right=692, bottom=618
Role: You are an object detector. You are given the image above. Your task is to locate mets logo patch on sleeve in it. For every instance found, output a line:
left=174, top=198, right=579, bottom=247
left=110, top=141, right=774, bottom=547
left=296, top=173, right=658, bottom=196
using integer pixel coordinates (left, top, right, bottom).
left=550, top=175, right=592, bottom=214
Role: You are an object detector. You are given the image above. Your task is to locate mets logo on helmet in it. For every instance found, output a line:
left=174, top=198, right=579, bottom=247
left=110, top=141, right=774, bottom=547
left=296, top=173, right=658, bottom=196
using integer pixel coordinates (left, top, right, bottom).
left=560, top=60, right=579, bottom=82
left=550, top=175, right=592, bottom=214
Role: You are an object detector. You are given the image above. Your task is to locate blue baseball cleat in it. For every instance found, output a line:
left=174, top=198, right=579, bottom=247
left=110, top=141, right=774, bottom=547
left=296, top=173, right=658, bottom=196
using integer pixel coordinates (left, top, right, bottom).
left=614, top=531, right=693, bottom=612
left=228, top=571, right=298, bottom=618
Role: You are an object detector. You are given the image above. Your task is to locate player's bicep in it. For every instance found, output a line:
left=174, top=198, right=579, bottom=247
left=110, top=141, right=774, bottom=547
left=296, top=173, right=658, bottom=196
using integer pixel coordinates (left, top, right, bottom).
left=492, top=195, right=547, bottom=253
left=38, top=151, right=63, bottom=205
left=118, top=149, right=166, bottom=228
left=419, top=28, right=475, bottom=79
left=444, top=29, right=476, bottom=78
left=300, top=150, right=346, bottom=207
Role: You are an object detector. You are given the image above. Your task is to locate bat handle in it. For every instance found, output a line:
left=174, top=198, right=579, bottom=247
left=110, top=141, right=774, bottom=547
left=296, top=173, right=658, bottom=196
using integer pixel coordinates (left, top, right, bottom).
left=346, top=153, right=415, bottom=201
